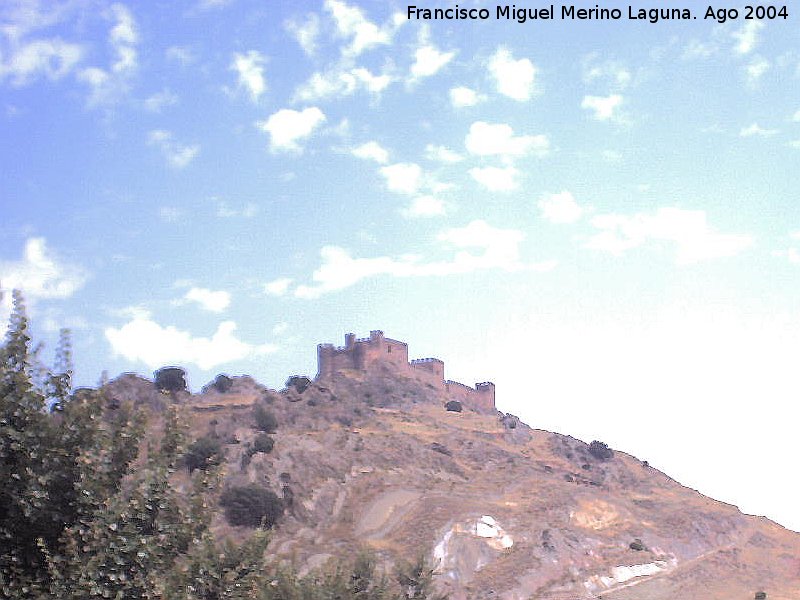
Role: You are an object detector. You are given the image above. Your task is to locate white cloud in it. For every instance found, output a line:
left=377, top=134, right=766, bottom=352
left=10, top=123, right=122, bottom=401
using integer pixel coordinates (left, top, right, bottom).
left=465, top=121, right=549, bottom=159
left=294, top=66, right=392, bottom=102
left=165, top=46, right=195, bottom=66
left=487, top=46, right=537, bottom=101
left=585, top=207, right=753, bottom=264
left=215, top=200, right=258, bottom=218
left=294, top=220, right=538, bottom=298
left=324, top=0, right=401, bottom=57
left=231, top=50, right=267, bottom=101
left=257, top=107, right=326, bottom=153
left=105, top=313, right=275, bottom=370
left=352, top=141, right=389, bottom=164
left=0, top=238, right=87, bottom=324
left=469, top=166, right=520, bottom=192
left=182, top=287, right=231, bottom=313
left=78, top=3, right=139, bottom=107
left=739, top=123, right=778, bottom=137
left=148, top=130, right=200, bottom=168
left=285, top=13, right=320, bottom=55
left=792, top=109, right=800, bottom=122
left=789, top=140, right=800, bottom=150
left=449, top=86, right=484, bottom=108
left=744, top=56, right=769, bottom=86
left=0, top=39, right=84, bottom=86
left=424, top=144, right=463, bottom=163
left=264, top=278, right=293, bottom=296
left=538, top=191, right=583, bottom=224
left=380, top=162, right=422, bottom=194
left=410, top=42, right=455, bottom=80
left=732, top=20, right=763, bottom=55
left=582, top=54, right=631, bottom=90
left=144, top=88, right=178, bottom=112
left=581, top=94, right=623, bottom=121
left=402, top=196, right=446, bottom=218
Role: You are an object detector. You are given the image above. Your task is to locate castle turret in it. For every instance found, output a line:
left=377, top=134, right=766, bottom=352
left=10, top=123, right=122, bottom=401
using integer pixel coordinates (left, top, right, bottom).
left=475, top=382, right=496, bottom=413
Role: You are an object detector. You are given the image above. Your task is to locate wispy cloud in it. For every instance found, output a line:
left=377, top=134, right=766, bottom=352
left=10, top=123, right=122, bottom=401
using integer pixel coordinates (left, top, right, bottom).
left=0, top=238, right=88, bottom=323
left=585, top=207, right=753, bottom=264
left=148, top=130, right=200, bottom=168
left=291, top=220, right=553, bottom=298
left=231, top=50, right=267, bottom=101
left=257, top=107, right=326, bottom=153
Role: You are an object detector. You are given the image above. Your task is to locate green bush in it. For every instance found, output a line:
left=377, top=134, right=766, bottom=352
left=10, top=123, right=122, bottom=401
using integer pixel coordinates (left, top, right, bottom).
left=286, top=375, right=311, bottom=393
left=185, top=436, right=223, bottom=473
left=253, top=403, right=278, bottom=432
left=154, top=366, right=187, bottom=394
left=588, top=440, right=613, bottom=461
left=220, top=484, right=283, bottom=528
left=213, top=374, right=233, bottom=393
left=444, top=400, right=462, bottom=412
left=252, top=433, right=275, bottom=454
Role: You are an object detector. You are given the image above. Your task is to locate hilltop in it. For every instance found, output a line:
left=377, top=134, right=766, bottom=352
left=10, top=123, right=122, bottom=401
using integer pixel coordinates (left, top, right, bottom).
left=99, top=331, right=800, bottom=600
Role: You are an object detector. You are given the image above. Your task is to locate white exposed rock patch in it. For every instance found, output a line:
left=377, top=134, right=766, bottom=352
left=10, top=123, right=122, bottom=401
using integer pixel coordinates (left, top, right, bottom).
left=584, top=558, right=677, bottom=593
left=433, top=515, right=513, bottom=583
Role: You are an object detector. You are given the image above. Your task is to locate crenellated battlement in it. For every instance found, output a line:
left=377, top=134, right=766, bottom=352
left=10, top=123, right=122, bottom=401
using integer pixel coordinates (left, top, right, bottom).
left=316, top=331, right=495, bottom=413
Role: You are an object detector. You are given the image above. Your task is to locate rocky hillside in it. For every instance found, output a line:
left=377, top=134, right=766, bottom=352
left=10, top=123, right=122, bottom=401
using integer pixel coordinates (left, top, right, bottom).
left=105, top=365, right=800, bottom=600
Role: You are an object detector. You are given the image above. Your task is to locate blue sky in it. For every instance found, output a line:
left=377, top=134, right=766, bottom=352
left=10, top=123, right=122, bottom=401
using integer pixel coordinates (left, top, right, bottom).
left=2, top=0, right=799, bottom=530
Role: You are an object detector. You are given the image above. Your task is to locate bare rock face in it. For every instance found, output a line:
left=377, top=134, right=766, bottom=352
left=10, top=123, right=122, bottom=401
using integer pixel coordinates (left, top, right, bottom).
left=129, top=369, right=799, bottom=600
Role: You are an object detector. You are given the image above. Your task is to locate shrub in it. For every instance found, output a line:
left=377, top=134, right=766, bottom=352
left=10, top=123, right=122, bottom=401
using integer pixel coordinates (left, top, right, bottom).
left=253, top=404, right=278, bottom=432
left=588, top=440, right=613, bottom=461
left=154, top=366, right=187, bottom=394
left=220, top=484, right=283, bottom=528
left=213, top=374, right=233, bottom=393
left=286, top=375, right=311, bottom=393
left=444, top=400, right=462, bottom=413
left=185, top=436, right=223, bottom=473
left=252, top=433, right=274, bottom=454
left=629, top=539, right=645, bottom=551
left=755, top=593, right=767, bottom=600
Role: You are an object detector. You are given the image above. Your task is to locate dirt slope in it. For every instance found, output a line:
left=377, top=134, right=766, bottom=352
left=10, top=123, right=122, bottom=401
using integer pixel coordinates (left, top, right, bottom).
left=109, top=368, right=800, bottom=599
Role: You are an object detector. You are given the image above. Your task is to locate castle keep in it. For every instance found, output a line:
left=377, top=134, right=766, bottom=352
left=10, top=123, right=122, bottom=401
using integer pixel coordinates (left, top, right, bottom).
left=316, top=330, right=495, bottom=413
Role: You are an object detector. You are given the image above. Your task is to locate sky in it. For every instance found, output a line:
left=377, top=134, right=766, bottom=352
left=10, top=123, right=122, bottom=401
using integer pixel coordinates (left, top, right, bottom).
left=1, top=0, right=799, bottom=531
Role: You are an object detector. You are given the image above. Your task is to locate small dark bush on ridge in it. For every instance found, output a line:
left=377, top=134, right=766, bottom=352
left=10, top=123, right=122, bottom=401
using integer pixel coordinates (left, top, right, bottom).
left=154, top=366, right=187, bottom=394
left=589, top=440, right=613, bottom=461
left=213, top=374, right=233, bottom=393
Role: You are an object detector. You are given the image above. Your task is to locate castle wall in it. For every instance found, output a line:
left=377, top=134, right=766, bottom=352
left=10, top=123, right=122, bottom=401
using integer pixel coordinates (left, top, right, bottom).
left=317, top=331, right=495, bottom=413
left=410, top=359, right=446, bottom=390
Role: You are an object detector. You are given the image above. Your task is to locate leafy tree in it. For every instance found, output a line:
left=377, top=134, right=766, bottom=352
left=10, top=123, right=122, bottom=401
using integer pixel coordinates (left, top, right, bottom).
left=155, top=366, right=188, bottom=399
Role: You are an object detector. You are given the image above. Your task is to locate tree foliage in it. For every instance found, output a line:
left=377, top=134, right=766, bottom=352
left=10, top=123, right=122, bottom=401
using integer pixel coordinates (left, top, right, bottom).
left=253, top=404, right=278, bottom=433
left=185, top=435, right=224, bottom=474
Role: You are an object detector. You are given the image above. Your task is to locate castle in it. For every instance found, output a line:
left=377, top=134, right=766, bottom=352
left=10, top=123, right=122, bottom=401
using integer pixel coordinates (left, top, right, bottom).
left=316, top=330, right=495, bottom=413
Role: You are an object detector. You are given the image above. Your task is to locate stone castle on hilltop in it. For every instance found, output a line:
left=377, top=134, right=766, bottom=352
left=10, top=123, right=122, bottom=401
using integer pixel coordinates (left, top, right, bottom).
left=316, top=330, right=495, bottom=413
